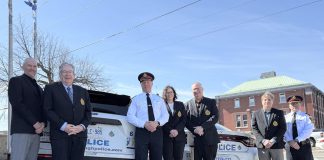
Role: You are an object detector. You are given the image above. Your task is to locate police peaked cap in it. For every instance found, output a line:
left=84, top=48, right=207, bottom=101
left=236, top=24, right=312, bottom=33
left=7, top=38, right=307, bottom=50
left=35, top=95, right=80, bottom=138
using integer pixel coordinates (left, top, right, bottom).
left=287, top=95, right=303, bottom=103
left=138, top=72, right=154, bottom=82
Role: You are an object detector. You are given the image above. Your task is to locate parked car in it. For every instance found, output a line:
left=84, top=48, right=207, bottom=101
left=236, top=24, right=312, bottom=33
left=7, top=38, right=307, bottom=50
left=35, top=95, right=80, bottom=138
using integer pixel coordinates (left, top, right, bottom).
left=185, top=124, right=259, bottom=160
left=310, top=128, right=324, bottom=147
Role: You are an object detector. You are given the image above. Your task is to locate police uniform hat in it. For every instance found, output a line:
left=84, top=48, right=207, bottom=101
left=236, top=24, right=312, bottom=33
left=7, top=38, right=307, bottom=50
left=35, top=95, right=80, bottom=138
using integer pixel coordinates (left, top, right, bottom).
left=138, top=72, right=154, bottom=82
left=287, top=95, right=303, bottom=103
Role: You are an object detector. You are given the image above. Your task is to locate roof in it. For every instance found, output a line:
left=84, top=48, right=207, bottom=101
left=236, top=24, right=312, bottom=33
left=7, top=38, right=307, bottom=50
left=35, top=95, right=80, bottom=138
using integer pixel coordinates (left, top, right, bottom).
left=221, top=76, right=307, bottom=96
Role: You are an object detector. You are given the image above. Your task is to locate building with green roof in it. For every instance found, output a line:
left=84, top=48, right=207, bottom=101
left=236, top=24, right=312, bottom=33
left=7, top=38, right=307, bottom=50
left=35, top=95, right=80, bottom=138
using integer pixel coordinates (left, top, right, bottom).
left=216, top=72, right=324, bottom=133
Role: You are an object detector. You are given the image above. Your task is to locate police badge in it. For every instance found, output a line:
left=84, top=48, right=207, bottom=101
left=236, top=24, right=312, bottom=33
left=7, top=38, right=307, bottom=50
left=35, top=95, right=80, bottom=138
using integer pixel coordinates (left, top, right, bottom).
left=205, top=109, right=210, bottom=116
left=273, top=121, right=278, bottom=126
left=80, top=98, right=85, bottom=106
left=177, top=111, right=182, bottom=117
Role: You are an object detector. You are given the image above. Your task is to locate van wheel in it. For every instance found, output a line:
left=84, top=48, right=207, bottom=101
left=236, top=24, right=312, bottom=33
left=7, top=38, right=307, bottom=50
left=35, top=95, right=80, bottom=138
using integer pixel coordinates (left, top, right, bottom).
left=310, top=138, right=316, bottom=147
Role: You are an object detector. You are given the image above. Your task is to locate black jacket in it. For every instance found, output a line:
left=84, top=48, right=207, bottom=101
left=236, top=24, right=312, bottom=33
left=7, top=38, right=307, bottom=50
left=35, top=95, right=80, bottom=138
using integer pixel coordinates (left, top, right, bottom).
left=8, top=74, right=45, bottom=134
left=252, top=108, right=287, bottom=149
left=185, top=97, right=220, bottom=145
left=162, top=101, right=187, bottom=142
left=43, top=82, right=92, bottom=139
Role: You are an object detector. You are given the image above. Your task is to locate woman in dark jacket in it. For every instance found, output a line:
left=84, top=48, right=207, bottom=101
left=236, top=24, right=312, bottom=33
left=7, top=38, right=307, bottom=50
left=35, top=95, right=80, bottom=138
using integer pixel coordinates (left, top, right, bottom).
left=162, top=85, right=187, bottom=160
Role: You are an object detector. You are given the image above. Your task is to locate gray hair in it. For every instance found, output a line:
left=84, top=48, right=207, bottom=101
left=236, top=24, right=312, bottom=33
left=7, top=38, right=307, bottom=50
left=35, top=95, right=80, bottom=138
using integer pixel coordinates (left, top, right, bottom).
left=59, top=62, right=75, bottom=75
left=23, top=58, right=37, bottom=66
left=261, top=91, right=274, bottom=100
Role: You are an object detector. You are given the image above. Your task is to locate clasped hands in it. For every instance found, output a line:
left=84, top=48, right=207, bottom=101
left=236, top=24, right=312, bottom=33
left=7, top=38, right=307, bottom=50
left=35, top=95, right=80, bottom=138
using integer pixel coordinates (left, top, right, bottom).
left=64, top=124, right=84, bottom=135
left=194, top=126, right=204, bottom=136
left=33, top=122, right=45, bottom=134
left=262, top=139, right=274, bottom=149
left=288, top=140, right=300, bottom=150
left=144, top=121, right=159, bottom=132
left=169, top=129, right=178, bottom=138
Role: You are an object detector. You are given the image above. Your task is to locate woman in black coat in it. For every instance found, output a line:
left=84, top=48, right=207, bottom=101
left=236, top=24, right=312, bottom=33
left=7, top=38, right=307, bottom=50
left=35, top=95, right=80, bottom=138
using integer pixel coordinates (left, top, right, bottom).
left=162, top=85, right=187, bottom=160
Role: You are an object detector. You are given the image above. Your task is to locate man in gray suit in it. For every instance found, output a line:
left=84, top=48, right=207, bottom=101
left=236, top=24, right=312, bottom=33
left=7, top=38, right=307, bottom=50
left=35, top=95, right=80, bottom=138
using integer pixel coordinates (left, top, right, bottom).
left=252, top=91, right=286, bottom=160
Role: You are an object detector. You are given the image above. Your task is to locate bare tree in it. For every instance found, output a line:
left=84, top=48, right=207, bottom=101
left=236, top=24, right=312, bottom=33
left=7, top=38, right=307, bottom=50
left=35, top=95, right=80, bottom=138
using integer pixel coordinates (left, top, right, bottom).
left=0, top=21, right=111, bottom=92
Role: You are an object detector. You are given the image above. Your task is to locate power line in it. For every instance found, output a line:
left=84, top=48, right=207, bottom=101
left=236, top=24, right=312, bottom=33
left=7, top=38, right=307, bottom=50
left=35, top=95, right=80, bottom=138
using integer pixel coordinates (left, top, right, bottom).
left=67, top=0, right=203, bottom=54
left=133, top=0, right=323, bottom=55
left=94, top=0, right=257, bottom=54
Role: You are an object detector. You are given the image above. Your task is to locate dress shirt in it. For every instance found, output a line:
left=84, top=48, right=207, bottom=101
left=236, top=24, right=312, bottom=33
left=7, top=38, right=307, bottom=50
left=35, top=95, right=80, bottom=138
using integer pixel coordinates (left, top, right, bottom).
left=167, top=102, right=174, bottom=114
left=284, top=111, right=314, bottom=142
left=127, top=92, right=169, bottom=128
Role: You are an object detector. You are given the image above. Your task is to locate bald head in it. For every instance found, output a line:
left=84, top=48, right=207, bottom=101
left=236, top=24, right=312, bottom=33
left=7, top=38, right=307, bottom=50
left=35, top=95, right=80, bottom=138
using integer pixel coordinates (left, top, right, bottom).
left=192, top=82, right=204, bottom=102
left=22, top=58, right=37, bottom=79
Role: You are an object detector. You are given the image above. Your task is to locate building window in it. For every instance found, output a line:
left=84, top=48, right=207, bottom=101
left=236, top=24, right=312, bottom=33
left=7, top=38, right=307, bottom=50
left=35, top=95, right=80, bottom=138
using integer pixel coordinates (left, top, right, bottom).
left=235, top=113, right=248, bottom=128
left=234, top=98, right=240, bottom=108
left=236, top=115, right=241, bottom=127
left=279, top=93, right=286, bottom=103
left=249, top=96, right=255, bottom=107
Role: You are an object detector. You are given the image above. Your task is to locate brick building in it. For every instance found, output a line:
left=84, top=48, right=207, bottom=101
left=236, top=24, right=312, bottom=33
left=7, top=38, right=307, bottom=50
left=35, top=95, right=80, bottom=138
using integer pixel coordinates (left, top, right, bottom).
left=216, top=72, right=324, bottom=132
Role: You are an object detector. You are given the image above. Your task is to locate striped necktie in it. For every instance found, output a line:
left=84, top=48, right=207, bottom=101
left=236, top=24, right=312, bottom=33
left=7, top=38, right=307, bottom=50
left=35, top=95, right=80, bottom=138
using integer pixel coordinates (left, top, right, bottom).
left=67, top=87, right=73, bottom=103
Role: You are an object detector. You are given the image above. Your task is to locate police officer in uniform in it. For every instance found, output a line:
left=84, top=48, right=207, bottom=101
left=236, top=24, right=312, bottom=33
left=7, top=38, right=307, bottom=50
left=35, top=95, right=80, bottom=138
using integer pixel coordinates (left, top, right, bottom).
left=127, top=72, right=169, bottom=160
left=186, top=82, right=220, bottom=160
left=284, top=95, right=314, bottom=160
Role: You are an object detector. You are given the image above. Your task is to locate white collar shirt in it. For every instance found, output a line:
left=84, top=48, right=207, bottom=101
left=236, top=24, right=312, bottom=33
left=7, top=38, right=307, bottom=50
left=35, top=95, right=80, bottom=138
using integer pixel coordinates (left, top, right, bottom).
left=127, top=92, right=169, bottom=128
left=284, top=111, right=314, bottom=142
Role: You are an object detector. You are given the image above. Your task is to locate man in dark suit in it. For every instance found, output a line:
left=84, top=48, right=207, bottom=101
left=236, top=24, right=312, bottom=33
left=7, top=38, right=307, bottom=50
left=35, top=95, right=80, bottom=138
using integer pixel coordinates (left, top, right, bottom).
left=186, top=82, right=220, bottom=160
left=8, top=58, right=46, bottom=160
left=43, top=62, right=92, bottom=160
left=252, top=91, right=286, bottom=160
left=162, top=85, right=187, bottom=160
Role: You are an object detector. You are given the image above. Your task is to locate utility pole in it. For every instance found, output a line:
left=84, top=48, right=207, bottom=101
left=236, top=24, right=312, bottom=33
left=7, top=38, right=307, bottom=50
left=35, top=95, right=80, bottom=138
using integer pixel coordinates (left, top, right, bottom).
left=8, top=0, right=13, bottom=156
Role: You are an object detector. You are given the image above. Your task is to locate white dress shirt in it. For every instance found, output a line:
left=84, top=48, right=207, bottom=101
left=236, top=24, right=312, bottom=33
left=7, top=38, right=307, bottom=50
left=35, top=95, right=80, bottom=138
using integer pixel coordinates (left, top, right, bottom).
left=127, top=92, right=169, bottom=128
left=284, top=111, right=314, bottom=142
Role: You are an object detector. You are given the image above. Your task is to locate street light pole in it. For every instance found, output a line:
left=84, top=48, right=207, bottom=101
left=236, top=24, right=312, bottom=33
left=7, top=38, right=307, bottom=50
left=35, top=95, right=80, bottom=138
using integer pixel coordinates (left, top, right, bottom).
left=24, top=0, right=37, bottom=60
left=33, top=0, right=37, bottom=60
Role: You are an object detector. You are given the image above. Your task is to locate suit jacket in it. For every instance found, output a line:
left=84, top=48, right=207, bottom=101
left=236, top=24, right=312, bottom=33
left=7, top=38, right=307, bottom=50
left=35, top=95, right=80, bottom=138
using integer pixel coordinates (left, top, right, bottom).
left=8, top=74, right=45, bottom=134
left=162, top=101, right=186, bottom=142
left=252, top=108, right=286, bottom=149
left=185, top=97, right=220, bottom=145
left=43, top=82, right=92, bottom=139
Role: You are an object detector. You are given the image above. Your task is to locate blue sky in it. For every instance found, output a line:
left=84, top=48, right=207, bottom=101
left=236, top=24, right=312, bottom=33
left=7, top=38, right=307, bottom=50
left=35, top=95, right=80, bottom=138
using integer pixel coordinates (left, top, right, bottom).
left=1, top=0, right=324, bottom=103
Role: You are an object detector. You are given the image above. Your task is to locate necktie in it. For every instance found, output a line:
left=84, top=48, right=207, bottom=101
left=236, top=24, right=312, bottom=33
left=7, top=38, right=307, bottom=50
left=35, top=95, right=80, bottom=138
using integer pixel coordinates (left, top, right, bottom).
left=196, top=102, right=201, bottom=116
left=292, top=112, right=298, bottom=139
left=265, top=112, right=270, bottom=126
left=67, top=87, right=73, bottom=103
left=146, top=93, right=155, bottom=121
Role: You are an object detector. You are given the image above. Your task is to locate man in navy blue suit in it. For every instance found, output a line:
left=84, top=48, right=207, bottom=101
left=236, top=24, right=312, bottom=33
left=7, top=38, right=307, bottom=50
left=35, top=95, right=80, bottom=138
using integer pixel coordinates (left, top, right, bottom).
left=43, top=62, right=92, bottom=160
